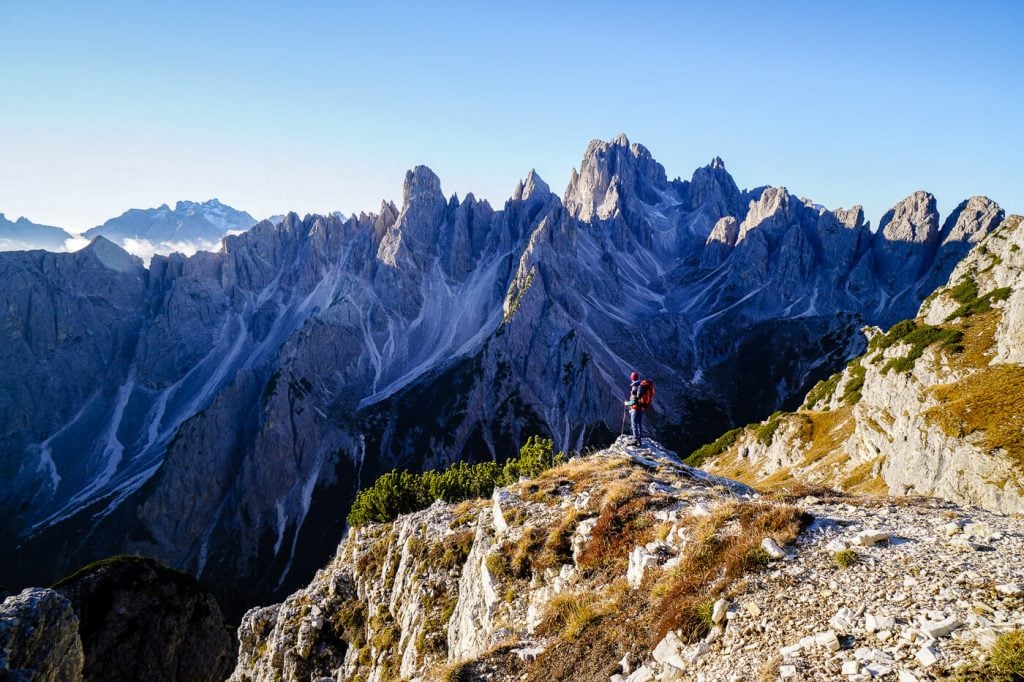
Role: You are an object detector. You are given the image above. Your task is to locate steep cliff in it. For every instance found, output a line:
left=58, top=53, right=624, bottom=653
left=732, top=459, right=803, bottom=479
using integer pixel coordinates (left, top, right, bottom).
left=698, top=214, right=1024, bottom=514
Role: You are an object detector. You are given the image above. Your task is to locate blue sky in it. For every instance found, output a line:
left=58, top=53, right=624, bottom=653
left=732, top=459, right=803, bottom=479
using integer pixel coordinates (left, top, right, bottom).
left=1, top=0, right=1021, bottom=232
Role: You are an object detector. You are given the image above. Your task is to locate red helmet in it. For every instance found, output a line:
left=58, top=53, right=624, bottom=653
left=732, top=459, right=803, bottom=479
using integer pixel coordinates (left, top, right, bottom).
left=630, top=371, right=639, bottom=381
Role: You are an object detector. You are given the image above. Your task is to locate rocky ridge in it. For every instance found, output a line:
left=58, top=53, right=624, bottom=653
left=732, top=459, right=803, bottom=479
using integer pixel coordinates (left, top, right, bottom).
left=228, top=437, right=1024, bottom=681
left=698, top=213, right=1024, bottom=514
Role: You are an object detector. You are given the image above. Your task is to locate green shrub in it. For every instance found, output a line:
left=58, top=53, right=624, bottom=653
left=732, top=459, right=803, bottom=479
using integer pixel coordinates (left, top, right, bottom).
left=869, top=320, right=963, bottom=375
left=347, top=436, right=564, bottom=526
left=833, top=549, right=859, bottom=568
left=944, top=277, right=1013, bottom=321
left=485, top=552, right=508, bottom=579
left=870, top=319, right=918, bottom=351
left=685, top=427, right=743, bottom=467
left=753, top=411, right=786, bottom=445
left=879, top=326, right=963, bottom=374
left=990, top=629, right=1024, bottom=677
left=804, top=372, right=842, bottom=409
left=842, top=360, right=867, bottom=405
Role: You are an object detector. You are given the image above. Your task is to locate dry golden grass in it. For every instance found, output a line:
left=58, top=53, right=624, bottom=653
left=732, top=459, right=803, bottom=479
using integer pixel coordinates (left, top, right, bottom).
left=543, top=591, right=611, bottom=641
left=536, top=510, right=579, bottom=570
left=926, top=363, right=1024, bottom=468
left=653, top=502, right=809, bottom=642
left=577, top=493, right=664, bottom=576
left=947, top=308, right=1001, bottom=370
left=841, top=460, right=889, bottom=494
left=509, top=525, right=545, bottom=578
left=798, top=407, right=855, bottom=465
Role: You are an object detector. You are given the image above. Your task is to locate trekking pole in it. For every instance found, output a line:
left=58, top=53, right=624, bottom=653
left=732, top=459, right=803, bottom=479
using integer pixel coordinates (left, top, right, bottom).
left=620, top=406, right=626, bottom=436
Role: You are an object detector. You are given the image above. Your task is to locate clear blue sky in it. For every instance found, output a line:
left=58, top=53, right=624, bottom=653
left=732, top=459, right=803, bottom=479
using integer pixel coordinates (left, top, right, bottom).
left=1, top=0, right=1021, bottom=232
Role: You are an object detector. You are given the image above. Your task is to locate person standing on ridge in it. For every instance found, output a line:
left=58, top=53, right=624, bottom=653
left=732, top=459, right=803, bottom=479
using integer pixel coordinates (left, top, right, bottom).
left=624, top=371, right=655, bottom=446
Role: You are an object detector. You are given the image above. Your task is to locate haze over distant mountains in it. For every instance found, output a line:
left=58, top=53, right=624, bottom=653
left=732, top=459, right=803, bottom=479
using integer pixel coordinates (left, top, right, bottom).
left=0, top=214, right=75, bottom=252
left=0, top=199, right=261, bottom=260
left=0, top=134, right=1011, bottom=619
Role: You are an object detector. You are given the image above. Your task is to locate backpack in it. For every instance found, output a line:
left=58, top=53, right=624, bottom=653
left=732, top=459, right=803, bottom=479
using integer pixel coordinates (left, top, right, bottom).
left=637, top=379, right=655, bottom=408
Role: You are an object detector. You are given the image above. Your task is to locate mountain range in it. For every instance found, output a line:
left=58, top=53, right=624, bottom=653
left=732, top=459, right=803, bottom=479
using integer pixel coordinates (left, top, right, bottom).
left=83, top=198, right=258, bottom=256
left=0, top=199, right=258, bottom=259
left=0, top=134, right=1009, bottom=618
left=0, top=213, right=75, bottom=251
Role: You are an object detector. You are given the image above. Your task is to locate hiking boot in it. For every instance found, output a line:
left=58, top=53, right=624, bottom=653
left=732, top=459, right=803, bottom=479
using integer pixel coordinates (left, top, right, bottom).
left=633, top=439, right=642, bottom=447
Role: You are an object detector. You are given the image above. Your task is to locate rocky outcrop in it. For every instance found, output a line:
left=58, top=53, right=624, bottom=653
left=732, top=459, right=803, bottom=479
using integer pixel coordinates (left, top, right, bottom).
left=53, top=556, right=234, bottom=682
left=0, top=588, right=84, bottom=681
left=701, top=212, right=1024, bottom=514
left=230, top=438, right=1024, bottom=681
left=0, top=135, right=1007, bottom=619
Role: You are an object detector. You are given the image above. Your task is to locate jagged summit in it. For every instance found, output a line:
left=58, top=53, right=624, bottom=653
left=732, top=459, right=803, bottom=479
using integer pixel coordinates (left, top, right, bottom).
left=401, top=165, right=444, bottom=205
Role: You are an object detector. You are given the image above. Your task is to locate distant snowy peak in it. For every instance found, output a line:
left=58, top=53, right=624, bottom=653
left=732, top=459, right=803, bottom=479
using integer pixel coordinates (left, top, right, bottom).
left=0, top=213, right=74, bottom=252
left=86, top=198, right=256, bottom=240
left=85, top=198, right=258, bottom=260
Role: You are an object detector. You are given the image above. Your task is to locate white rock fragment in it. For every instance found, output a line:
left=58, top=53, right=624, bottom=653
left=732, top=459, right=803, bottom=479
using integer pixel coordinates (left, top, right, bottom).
left=915, top=645, right=940, bottom=667
left=492, top=490, right=511, bottom=533
left=780, top=643, right=802, bottom=657
left=627, top=665, right=653, bottom=682
left=920, top=617, right=961, bottom=640
left=627, top=547, right=659, bottom=589
left=841, top=660, right=860, bottom=675
left=761, top=537, right=787, bottom=560
left=779, top=664, right=798, bottom=679
left=831, top=607, right=856, bottom=631
left=712, top=598, right=729, bottom=625
left=816, top=630, right=841, bottom=652
left=942, top=521, right=963, bottom=537
left=963, top=522, right=990, bottom=539
left=898, top=671, right=919, bottom=682
left=652, top=631, right=687, bottom=670
left=996, top=583, right=1023, bottom=597
left=852, top=530, right=889, bottom=547
left=826, top=538, right=849, bottom=552
left=864, top=614, right=895, bottom=632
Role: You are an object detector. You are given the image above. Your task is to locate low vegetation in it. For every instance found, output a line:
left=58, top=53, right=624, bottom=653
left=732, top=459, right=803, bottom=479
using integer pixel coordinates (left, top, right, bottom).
left=868, top=319, right=963, bottom=375
left=348, top=436, right=564, bottom=526
left=543, top=591, right=611, bottom=641
left=577, top=488, right=665, bottom=576
left=685, top=427, right=744, bottom=467
left=950, top=629, right=1024, bottom=681
left=842, top=360, right=866, bottom=404
left=803, top=372, right=842, bottom=409
left=833, top=549, right=859, bottom=568
left=653, top=501, right=810, bottom=642
left=944, top=277, right=1012, bottom=322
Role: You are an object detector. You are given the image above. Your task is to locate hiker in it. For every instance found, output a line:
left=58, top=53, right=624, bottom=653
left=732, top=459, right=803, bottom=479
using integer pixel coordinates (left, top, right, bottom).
left=624, top=371, right=654, bottom=446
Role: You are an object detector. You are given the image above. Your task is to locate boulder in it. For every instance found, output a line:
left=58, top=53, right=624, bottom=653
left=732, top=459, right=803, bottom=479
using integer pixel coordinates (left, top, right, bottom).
left=53, top=556, right=233, bottom=682
left=0, top=588, right=84, bottom=682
